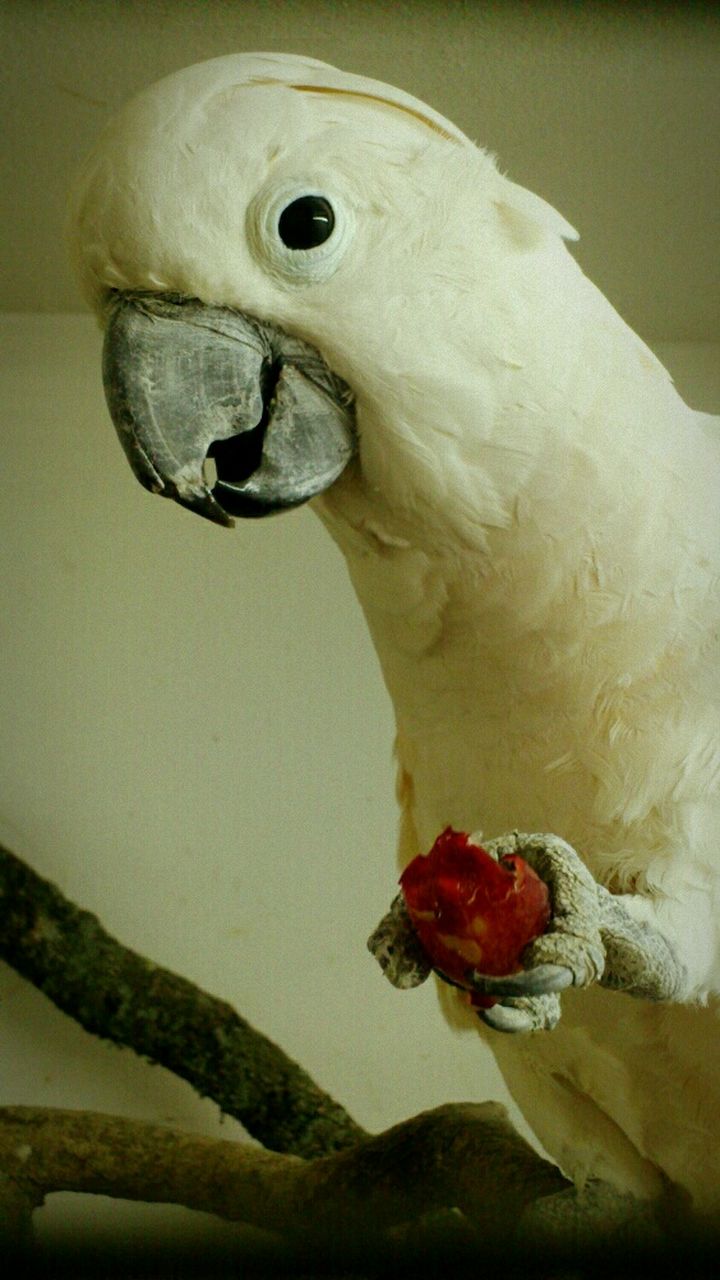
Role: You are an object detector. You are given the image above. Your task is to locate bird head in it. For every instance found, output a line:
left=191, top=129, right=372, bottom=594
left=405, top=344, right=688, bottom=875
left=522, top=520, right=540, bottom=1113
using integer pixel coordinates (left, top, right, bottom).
left=68, top=52, right=577, bottom=535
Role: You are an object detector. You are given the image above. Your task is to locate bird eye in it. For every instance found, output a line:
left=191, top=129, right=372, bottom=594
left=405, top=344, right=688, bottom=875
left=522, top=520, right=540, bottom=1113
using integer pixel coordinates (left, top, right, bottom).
left=248, top=181, right=353, bottom=284
left=278, top=196, right=335, bottom=250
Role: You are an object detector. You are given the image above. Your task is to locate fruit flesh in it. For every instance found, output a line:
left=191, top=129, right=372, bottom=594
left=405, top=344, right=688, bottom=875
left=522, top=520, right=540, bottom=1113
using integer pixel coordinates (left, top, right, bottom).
left=400, top=828, right=551, bottom=1006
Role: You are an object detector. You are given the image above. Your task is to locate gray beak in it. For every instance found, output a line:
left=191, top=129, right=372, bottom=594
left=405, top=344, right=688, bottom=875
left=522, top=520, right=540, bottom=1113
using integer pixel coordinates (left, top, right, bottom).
left=102, top=292, right=357, bottom=527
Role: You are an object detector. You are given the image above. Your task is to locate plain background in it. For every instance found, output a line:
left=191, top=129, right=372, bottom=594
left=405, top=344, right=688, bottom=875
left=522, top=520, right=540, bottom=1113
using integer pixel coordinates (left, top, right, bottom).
left=1, top=0, right=718, bottom=1247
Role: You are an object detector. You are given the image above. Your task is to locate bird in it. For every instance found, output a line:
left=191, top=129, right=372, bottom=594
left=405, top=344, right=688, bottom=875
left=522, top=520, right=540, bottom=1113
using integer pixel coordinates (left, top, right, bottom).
left=67, top=51, right=720, bottom=1223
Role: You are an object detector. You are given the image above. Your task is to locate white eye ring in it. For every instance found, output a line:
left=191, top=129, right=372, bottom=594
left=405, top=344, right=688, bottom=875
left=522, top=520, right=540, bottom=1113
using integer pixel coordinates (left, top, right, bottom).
left=247, top=180, right=354, bottom=284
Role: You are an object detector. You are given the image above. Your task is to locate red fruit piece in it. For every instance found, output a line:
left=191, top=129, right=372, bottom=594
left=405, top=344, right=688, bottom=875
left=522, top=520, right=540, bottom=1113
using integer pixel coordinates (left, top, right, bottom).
left=399, top=828, right=551, bottom=1008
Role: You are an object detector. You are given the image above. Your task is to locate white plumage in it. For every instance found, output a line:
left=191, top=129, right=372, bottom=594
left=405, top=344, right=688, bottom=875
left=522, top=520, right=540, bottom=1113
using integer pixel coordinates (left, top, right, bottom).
left=69, top=53, right=720, bottom=1218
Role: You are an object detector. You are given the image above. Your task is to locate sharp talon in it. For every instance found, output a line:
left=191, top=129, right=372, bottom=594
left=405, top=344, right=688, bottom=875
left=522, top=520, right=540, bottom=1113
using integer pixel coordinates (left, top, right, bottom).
left=479, top=1005, right=532, bottom=1034
left=524, top=963, right=574, bottom=993
left=433, top=968, right=468, bottom=992
left=467, top=963, right=573, bottom=997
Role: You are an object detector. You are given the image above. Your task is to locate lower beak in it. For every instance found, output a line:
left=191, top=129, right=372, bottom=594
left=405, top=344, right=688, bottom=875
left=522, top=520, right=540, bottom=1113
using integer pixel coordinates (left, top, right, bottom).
left=102, top=292, right=357, bottom=527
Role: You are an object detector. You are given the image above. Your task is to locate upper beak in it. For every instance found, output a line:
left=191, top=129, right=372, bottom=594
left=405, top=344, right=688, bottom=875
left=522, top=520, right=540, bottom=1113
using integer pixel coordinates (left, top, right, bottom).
left=101, top=292, right=357, bottom=527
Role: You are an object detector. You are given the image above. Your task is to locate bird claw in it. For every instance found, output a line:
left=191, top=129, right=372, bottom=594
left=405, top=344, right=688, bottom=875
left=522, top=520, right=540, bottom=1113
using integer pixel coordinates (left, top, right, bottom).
left=472, top=833, right=688, bottom=1029
left=464, top=832, right=608, bottom=1034
left=367, top=893, right=433, bottom=989
left=483, top=831, right=606, bottom=983
left=479, top=992, right=562, bottom=1034
left=466, top=962, right=573, bottom=998
left=369, top=830, right=684, bottom=1036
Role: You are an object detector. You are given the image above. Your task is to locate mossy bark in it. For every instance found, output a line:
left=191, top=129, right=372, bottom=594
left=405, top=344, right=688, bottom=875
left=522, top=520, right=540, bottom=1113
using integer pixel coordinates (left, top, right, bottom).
left=0, top=842, right=364, bottom=1158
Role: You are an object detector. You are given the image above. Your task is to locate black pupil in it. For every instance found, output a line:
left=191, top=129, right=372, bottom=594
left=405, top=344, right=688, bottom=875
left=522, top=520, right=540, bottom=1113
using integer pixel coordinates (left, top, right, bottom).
left=278, top=196, right=335, bottom=250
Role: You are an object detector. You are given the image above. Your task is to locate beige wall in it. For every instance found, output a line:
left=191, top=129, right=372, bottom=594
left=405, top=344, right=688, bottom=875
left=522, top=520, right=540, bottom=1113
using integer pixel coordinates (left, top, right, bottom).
left=1, top=316, right=718, bottom=1243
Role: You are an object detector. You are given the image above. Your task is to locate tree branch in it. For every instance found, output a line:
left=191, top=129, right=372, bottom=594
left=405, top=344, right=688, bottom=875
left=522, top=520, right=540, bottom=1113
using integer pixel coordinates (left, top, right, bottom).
left=0, top=841, right=363, bottom=1157
left=0, top=1101, right=567, bottom=1247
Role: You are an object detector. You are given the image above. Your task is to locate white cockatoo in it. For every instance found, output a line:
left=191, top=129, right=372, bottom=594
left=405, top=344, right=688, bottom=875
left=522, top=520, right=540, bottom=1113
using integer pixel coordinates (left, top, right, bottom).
left=68, top=53, right=719, bottom=1223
